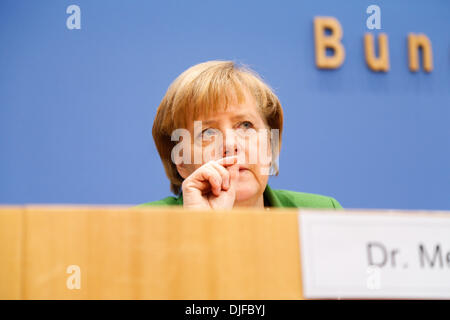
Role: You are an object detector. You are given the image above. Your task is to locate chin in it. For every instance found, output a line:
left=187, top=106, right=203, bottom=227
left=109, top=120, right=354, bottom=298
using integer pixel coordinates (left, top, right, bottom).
left=235, top=182, right=260, bottom=202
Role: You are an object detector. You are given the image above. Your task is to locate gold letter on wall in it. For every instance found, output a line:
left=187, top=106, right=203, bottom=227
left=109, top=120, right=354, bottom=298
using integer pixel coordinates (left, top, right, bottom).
left=364, top=33, right=390, bottom=72
left=408, top=33, right=433, bottom=72
left=314, top=17, right=345, bottom=69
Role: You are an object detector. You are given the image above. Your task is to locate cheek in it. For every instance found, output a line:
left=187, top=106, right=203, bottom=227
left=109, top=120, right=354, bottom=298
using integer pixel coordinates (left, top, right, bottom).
left=190, top=142, right=209, bottom=165
left=259, top=132, right=272, bottom=158
left=202, top=145, right=220, bottom=163
left=201, top=137, right=224, bottom=163
left=240, top=167, right=264, bottom=186
left=243, top=133, right=271, bottom=167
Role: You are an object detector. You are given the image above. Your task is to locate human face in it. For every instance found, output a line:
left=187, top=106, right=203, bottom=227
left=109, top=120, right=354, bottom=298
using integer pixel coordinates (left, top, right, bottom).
left=179, top=91, right=272, bottom=205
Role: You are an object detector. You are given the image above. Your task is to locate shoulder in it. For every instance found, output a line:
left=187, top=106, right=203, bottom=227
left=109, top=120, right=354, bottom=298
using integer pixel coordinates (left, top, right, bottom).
left=271, top=188, right=343, bottom=209
left=134, top=196, right=182, bottom=207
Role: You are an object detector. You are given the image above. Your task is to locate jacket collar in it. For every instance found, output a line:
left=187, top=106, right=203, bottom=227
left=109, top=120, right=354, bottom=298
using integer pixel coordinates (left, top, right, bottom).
left=263, top=184, right=282, bottom=207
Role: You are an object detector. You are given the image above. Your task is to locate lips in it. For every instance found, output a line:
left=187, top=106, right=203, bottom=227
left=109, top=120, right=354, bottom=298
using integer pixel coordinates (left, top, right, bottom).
left=238, top=165, right=250, bottom=173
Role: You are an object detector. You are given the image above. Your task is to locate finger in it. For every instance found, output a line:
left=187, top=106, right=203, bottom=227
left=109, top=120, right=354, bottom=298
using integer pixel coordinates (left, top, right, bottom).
left=186, top=164, right=222, bottom=196
left=228, top=162, right=240, bottom=187
left=199, top=166, right=222, bottom=197
left=182, top=178, right=211, bottom=195
left=216, top=155, right=238, bottom=167
left=210, top=161, right=231, bottom=190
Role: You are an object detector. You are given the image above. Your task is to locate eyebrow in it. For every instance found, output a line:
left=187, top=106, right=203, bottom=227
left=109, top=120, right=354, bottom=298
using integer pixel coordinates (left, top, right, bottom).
left=201, top=113, right=258, bottom=126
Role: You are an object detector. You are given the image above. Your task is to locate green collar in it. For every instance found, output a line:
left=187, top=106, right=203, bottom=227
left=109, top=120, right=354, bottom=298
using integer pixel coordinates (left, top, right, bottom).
left=176, top=184, right=281, bottom=207
left=263, top=184, right=282, bottom=207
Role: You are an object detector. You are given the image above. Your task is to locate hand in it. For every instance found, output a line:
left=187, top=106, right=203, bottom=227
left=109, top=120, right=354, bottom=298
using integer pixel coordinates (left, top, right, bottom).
left=181, top=156, right=240, bottom=209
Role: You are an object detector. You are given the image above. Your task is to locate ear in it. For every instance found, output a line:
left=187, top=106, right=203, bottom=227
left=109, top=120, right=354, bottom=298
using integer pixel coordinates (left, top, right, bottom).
left=176, top=163, right=191, bottom=179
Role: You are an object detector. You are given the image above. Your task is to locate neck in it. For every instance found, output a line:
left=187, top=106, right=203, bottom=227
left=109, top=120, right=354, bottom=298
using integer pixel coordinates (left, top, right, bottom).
left=233, top=193, right=265, bottom=208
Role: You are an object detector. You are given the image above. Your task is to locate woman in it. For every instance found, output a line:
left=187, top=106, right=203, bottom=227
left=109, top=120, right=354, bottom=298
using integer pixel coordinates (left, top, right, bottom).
left=138, top=61, right=342, bottom=209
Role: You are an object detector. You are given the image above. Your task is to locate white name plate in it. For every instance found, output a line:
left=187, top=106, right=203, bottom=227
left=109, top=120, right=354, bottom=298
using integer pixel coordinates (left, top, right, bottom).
left=298, top=210, right=450, bottom=299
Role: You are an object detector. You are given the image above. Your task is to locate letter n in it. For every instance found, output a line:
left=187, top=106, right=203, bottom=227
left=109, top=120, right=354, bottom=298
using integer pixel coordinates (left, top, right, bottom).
left=408, top=33, right=433, bottom=72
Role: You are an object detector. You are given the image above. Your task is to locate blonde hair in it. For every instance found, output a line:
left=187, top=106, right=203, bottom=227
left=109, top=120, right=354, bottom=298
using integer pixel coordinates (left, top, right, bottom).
left=152, top=60, right=284, bottom=195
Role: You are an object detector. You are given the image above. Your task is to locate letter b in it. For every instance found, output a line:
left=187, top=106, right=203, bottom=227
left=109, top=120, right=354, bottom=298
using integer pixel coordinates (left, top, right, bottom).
left=314, top=17, right=345, bottom=69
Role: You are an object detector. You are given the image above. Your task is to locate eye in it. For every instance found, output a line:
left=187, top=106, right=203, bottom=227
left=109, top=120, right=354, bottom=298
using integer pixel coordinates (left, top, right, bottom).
left=239, top=121, right=254, bottom=130
left=201, top=128, right=219, bottom=138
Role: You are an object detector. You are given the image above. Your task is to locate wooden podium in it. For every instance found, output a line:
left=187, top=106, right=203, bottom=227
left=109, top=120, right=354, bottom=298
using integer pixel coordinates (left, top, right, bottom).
left=1, top=206, right=449, bottom=299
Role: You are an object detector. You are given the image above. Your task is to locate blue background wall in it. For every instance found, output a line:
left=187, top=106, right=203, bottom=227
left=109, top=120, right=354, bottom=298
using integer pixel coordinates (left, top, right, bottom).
left=0, top=0, right=449, bottom=209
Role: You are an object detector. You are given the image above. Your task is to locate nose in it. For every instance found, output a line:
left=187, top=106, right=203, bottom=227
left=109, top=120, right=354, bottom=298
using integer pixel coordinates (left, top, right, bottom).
left=222, top=130, right=241, bottom=158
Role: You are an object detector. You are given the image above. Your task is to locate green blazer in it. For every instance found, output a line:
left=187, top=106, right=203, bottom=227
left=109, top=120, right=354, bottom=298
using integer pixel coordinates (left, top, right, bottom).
left=136, top=184, right=343, bottom=209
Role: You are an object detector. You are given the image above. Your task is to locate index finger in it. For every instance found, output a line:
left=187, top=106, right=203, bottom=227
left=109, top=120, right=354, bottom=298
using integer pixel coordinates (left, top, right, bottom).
left=216, top=155, right=238, bottom=166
